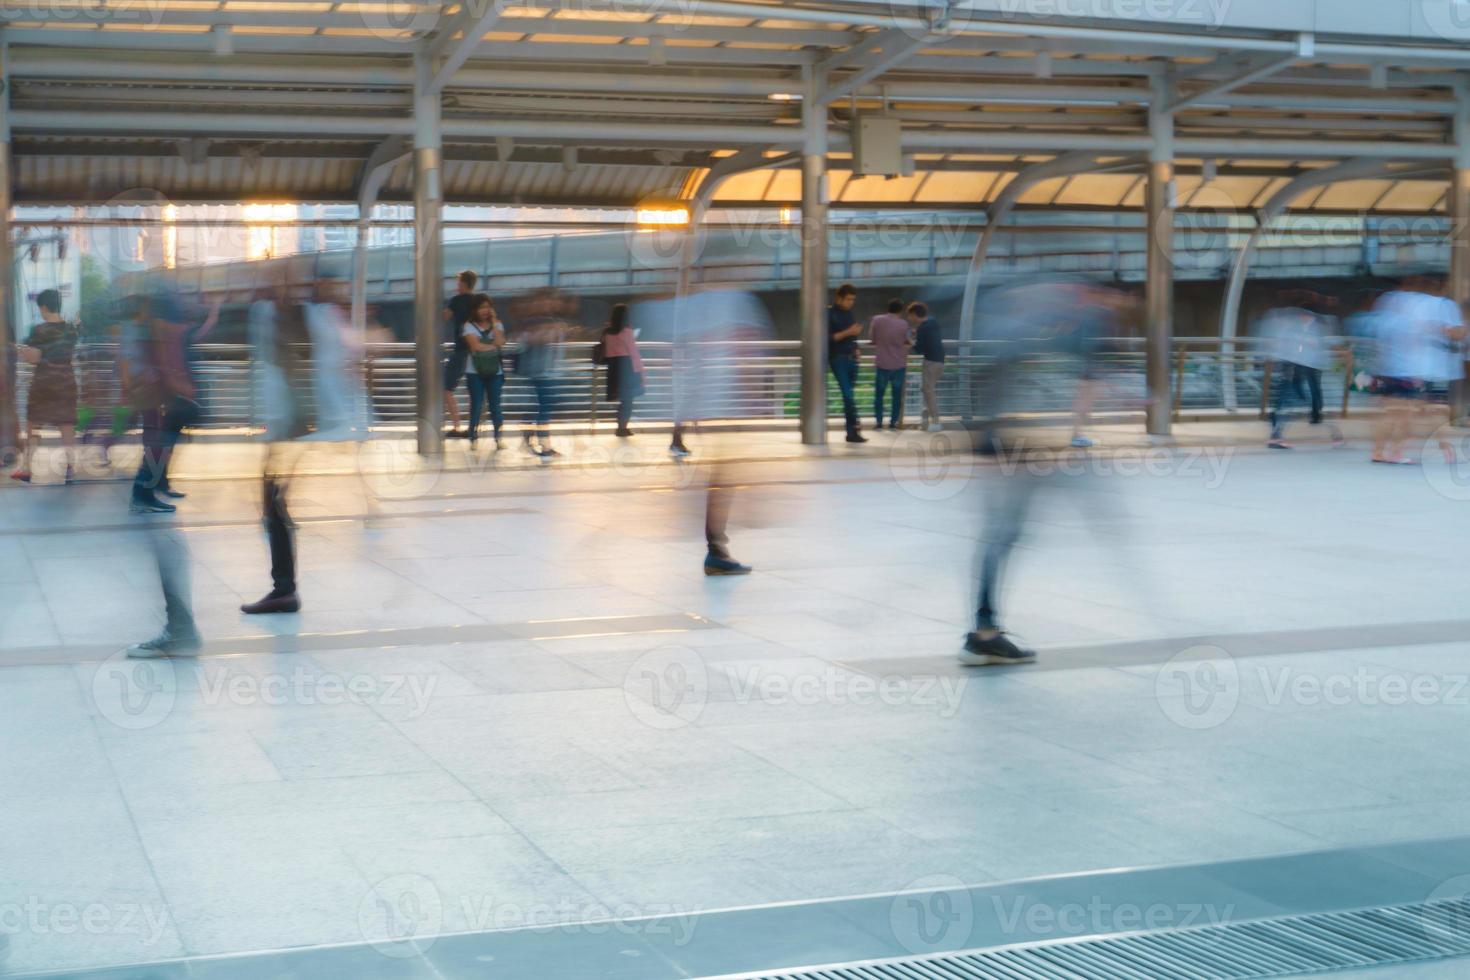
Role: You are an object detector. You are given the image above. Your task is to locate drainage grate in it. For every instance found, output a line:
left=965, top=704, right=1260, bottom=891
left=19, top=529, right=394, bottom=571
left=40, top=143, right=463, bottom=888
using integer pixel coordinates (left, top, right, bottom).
left=714, top=897, right=1470, bottom=980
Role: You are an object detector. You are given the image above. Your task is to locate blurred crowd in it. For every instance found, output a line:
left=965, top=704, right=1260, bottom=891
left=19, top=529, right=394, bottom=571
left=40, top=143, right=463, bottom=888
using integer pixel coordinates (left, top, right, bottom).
left=2, top=267, right=1466, bottom=668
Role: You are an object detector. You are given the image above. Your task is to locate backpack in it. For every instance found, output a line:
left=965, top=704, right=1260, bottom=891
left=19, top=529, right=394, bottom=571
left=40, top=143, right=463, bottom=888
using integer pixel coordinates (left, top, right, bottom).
left=470, top=325, right=503, bottom=377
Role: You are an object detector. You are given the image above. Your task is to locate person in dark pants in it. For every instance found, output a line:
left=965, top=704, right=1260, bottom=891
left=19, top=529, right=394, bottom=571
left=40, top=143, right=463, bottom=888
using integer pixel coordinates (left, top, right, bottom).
left=123, top=293, right=201, bottom=514
left=828, top=283, right=866, bottom=443
left=462, top=294, right=507, bottom=449
left=601, top=303, right=645, bottom=438
left=240, top=294, right=317, bottom=616
left=243, top=444, right=302, bottom=615
left=868, top=298, right=911, bottom=430
left=442, top=270, right=479, bottom=438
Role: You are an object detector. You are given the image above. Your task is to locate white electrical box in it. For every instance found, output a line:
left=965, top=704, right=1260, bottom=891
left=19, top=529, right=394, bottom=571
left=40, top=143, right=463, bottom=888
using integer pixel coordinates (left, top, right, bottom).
left=852, top=116, right=904, bottom=176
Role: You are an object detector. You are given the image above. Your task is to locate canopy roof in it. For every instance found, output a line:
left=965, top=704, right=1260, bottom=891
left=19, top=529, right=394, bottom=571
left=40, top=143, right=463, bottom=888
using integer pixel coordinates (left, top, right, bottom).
left=7, top=0, right=1470, bottom=212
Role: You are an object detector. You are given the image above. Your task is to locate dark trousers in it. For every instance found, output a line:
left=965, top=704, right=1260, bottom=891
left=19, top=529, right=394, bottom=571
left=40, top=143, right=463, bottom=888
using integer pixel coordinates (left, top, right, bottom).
left=830, top=356, right=860, bottom=434
left=874, top=367, right=906, bottom=428
left=133, top=397, right=194, bottom=497
left=263, top=472, right=297, bottom=597
left=976, top=470, right=1038, bottom=632
left=466, top=372, right=504, bottom=439
left=149, top=525, right=195, bottom=634
left=1269, top=363, right=1317, bottom=439
left=1299, top=366, right=1324, bottom=423
left=608, top=358, right=642, bottom=431
left=706, top=462, right=732, bottom=559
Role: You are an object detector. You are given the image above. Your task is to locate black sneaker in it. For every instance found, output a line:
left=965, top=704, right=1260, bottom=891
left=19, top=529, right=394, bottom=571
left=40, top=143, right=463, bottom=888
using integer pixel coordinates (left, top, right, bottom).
left=125, top=628, right=202, bottom=659
left=704, top=553, right=752, bottom=576
left=446, top=429, right=469, bottom=440
left=130, top=494, right=177, bottom=515
left=670, top=443, right=692, bottom=458
left=846, top=432, right=868, bottom=444
left=538, top=447, right=561, bottom=458
left=958, top=631, right=1035, bottom=666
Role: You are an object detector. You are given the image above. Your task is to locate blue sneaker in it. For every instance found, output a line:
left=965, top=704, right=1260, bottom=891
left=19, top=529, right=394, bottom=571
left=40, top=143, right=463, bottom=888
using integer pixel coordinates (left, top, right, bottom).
left=703, top=553, right=752, bottom=576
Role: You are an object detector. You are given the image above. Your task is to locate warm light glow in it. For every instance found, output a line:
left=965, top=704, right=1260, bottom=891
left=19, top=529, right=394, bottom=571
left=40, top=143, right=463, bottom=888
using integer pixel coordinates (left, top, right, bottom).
left=162, top=204, right=178, bottom=269
left=635, top=206, right=690, bottom=227
left=244, top=202, right=296, bottom=260
left=768, top=93, right=802, bottom=101
left=779, top=207, right=795, bottom=225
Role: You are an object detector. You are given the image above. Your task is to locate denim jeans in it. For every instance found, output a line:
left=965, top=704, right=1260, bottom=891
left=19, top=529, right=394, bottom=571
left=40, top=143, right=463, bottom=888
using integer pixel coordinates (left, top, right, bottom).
left=466, top=372, right=505, bottom=439
left=873, top=367, right=906, bottom=428
left=830, top=355, right=860, bottom=433
left=529, top=377, right=557, bottom=427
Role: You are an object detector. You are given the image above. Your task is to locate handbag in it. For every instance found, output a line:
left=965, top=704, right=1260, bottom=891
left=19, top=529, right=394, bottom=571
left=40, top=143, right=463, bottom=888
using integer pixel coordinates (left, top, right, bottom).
left=470, top=326, right=503, bottom=377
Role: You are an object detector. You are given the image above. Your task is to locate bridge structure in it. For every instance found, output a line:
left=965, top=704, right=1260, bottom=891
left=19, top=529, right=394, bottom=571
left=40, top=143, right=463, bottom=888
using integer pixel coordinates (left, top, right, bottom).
left=1, top=0, right=1470, bottom=450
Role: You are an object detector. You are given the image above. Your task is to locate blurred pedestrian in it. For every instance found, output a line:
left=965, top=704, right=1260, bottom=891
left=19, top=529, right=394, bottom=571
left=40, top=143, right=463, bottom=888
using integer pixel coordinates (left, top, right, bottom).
left=9, top=289, right=78, bottom=484
left=961, top=279, right=1114, bottom=666
left=907, top=301, right=945, bottom=432
left=1258, top=299, right=1337, bottom=450
left=512, top=288, right=570, bottom=458
left=828, top=283, right=866, bottom=443
left=124, top=290, right=208, bottom=512
left=1368, top=284, right=1433, bottom=465
left=601, top=303, right=645, bottom=438
left=463, top=293, right=507, bottom=449
left=869, top=298, right=911, bottom=430
left=443, top=269, right=478, bottom=439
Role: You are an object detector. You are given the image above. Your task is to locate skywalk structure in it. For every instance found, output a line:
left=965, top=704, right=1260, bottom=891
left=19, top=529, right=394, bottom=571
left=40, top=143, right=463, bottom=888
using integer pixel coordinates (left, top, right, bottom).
left=1, top=0, right=1469, bottom=448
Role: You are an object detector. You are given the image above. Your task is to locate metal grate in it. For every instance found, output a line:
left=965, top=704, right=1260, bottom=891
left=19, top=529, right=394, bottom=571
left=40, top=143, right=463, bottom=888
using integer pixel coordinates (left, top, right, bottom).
left=714, top=897, right=1470, bottom=980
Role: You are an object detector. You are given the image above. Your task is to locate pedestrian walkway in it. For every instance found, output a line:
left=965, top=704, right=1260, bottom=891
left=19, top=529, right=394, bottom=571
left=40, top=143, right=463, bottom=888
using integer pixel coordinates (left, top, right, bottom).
left=5, top=427, right=1470, bottom=976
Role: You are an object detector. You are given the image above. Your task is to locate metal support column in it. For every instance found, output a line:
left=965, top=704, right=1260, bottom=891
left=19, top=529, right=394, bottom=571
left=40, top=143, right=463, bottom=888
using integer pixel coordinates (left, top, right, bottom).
left=1145, top=76, right=1175, bottom=437
left=799, top=67, right=829, bottom=446
left=0, top=36, right=14, bottom=459
left=351, top=215, right=370, bottom=335
left=412, top=48, right=444, bottom=456
left=1450, top=88, right=1470, bottom=423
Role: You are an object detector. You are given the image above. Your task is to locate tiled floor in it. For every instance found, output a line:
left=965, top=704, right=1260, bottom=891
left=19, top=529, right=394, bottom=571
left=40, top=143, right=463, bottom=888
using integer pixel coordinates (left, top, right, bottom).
left=4, top=423, right=1470, bottom=976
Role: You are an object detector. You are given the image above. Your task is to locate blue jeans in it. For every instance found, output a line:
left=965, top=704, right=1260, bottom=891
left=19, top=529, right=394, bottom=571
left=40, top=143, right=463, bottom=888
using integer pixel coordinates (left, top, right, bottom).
left=529, top=377, right=557, bottom=427
left=466, top=372, right=504, bottom=439
left=830, top=356, right=860, bottom=433
left=874, top=367, right=906, bottom=428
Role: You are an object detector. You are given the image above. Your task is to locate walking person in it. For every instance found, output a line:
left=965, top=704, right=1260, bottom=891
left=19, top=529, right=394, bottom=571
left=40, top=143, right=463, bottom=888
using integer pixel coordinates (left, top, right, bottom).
left=1258, top=298, right=1339, bottom=450
left=512, top=288, right=569, bottom=458
left=907, top=302, right=945, bottom=432
left=869, top=299, right=912, bottom=430
left=442, top=270, right=478, bottom=439
left=9, top=289, right=79, bottom=484
left=125, top=291, right=207, bottom=512
left=1367, top=285, right=1431, bottom=465
left=828, top=283, right=867, bottom=443
left=601, top=303, right=645, bottom=438
left=462, top=294, right=507, bottom=449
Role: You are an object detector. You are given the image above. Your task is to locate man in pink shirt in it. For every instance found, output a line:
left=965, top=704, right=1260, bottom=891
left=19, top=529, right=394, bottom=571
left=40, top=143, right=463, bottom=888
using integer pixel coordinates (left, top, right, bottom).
left=868, top=299, right=913, bottom=429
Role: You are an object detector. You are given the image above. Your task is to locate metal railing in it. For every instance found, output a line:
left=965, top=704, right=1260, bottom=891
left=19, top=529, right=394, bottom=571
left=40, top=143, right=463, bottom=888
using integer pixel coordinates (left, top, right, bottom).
left=11, top=337, right=1376, bottom=434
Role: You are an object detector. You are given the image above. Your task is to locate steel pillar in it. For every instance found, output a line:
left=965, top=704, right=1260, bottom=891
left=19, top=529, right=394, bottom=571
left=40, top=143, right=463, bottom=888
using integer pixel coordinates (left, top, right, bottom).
left=1145, top=77, right=1174, bottom=437
left=799, top=68, right=829, bottom=446
left=0, top=36, right=15, bottom=460
left=412, top=49, right=444, bottom=456
left=1451, top=90, right=1470, bottom=423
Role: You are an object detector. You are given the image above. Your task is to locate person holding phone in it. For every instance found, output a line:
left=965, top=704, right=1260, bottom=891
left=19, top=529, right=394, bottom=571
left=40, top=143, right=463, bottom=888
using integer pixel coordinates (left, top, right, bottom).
left=462, top=294, right=507, bottom=449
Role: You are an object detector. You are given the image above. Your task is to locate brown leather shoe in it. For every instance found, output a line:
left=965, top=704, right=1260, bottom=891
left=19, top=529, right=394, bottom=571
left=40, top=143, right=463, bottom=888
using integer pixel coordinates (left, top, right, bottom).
left=241, top=593, right=301, bottom=615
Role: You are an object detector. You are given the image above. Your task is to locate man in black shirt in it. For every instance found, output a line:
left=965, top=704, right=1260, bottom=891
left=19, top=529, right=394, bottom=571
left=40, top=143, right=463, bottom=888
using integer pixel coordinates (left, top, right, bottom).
left=442, top=270, right=478, bottom=438
left=906, top=301, right=946, bottom=431
left=828, top=283, right=866, bottom=443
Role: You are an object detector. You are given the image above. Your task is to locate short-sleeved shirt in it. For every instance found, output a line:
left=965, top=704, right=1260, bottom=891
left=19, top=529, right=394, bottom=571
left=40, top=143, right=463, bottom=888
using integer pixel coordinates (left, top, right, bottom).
left=446, top=293, right=476, bottom=350
left=869, top=313, right=911, bottom=371
left=828, top=305, right=857, bottom=359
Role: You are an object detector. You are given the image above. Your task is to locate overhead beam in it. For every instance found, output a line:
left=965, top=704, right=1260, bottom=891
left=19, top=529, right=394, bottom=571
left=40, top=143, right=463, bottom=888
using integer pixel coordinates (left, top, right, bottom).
left=426, top=1, right=504, bottom=94
left=1165, top=52, right=1298, bottom=114
left=822, top=30, right=940, bottom=106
